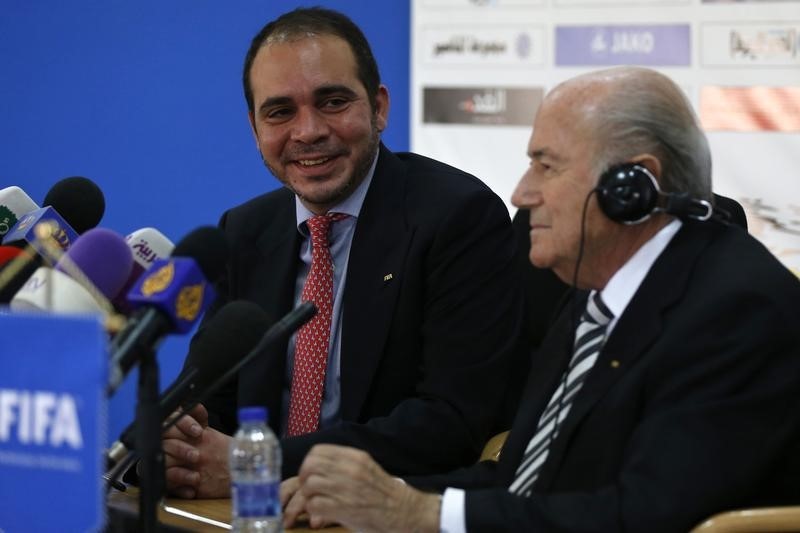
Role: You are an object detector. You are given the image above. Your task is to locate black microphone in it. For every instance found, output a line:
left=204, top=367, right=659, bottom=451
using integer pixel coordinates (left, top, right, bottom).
left=103, top=301, right=316, bottom=492
left=0, top=176, right=106, bottom=303
left=107, top=300, right=273, bottom=465
left=162, top=301, right=318, bottom=431
left=107, top=226, right=229, bottom=396
left=42, top=176, right=106, bottom=235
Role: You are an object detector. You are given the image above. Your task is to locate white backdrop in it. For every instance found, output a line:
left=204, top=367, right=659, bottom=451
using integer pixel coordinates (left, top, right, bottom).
left=411, top=0, right=800, bottom=275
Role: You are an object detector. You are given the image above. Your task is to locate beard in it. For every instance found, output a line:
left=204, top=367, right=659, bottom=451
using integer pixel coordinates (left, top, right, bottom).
left=262, top=117, right=381, bottom=209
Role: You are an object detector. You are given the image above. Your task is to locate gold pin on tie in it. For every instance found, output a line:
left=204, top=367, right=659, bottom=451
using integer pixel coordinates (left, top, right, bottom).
left=383, top=273, right=393, bottom=282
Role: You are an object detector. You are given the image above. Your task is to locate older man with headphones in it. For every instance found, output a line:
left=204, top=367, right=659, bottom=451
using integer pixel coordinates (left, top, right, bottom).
left=280, top=66, right=800, bottom=533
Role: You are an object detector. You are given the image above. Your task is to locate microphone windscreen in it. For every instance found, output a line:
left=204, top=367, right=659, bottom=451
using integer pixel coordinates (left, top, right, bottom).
left=185, top=300, right=273, bottom=388
left=43, top=176, right=105, bottom=234
left=11, top=267, right=104, bottom=314
left=172, top=226, right=229, bottom=283
left=126, top=227, right=175, bottom=271
left=55, top=228, right=133, bottom=299
left=0, top=186, right=39, bottom=238
left=0, top=246, right=28, bottom=268
left=112, top=227, right=175, bottom=313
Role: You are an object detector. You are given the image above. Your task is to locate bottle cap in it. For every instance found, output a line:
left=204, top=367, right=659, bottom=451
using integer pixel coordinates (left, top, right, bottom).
left=238, top=406, right=268, bottom=423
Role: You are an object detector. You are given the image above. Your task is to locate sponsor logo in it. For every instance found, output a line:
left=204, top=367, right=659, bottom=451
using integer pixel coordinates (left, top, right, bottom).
left=700, top=86, right=800, bottom=132
left=701, top=23, right=800, bottom=66
left=0, top=206, right=17, bottom=236
left=422, top=0, right=538, bottom=6
left=422, top=26, right=545, bottom=65
left=555, top=24, right=691, bottom=66
left=129, top=238, right=160, bottom=264
left=424, top=87, right=543, bottom=126
left=45, top=222, right=71, bottom=250
left=15, top=213, right=35, bottom=232
left=433, top=35, right=507, bottom=57
left=141, top=260, right=174, bottom=296
left=176, top=283, right=204, bottom=322
left=0, top=389, right=83, bottom=449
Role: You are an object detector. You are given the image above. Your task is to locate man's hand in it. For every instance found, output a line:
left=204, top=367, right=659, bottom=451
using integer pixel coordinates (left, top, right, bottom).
left=280, top=476, right=315, bottom=529
left=162, top=403, right=232, bottom=499
left=297, top=444, right=441, bottom=533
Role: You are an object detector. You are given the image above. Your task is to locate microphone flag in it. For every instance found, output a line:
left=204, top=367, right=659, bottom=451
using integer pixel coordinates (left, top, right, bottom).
left=126, top=257, right=216, bottom=334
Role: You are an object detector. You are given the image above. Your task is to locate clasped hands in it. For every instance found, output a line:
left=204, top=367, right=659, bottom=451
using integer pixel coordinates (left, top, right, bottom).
left=162, top=405, right=440, bottom=532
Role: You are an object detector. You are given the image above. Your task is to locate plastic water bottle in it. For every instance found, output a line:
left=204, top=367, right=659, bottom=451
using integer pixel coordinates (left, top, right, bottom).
left=229, top=406, right=282, bottom=532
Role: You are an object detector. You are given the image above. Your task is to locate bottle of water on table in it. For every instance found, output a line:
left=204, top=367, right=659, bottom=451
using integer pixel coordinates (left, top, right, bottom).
left=230, top=406, right=282, bottom=532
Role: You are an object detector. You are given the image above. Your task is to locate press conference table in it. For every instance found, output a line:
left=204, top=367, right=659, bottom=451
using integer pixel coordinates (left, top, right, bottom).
left=107, top=486, right=348, bottom=532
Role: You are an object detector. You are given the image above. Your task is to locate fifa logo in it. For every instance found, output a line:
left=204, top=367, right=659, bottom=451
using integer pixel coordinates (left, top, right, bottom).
left=0, top=389, right=83, bottom=449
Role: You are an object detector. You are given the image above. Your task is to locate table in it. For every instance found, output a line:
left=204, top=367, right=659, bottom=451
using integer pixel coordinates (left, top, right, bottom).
left=106, top=486, right=348, bottom=532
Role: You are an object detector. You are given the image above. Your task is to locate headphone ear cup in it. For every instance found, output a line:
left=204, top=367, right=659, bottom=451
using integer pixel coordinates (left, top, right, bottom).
left=595, top=164, right=660, bottom=224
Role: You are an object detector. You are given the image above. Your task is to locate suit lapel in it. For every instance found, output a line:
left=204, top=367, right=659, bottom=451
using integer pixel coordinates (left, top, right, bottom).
left=535, top=222, right=718, bottom=489
left=339, top=146, right=415, bottom=421
left=237, top=190, right=300, bottom=434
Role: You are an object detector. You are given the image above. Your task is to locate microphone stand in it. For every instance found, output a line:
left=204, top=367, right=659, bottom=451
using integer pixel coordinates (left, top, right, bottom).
left=136, top=346, right=164, bottom=533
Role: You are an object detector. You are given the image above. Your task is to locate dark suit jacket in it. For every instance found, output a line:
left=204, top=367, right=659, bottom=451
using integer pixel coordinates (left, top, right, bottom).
left=416, top=219, right=800, bottom=532
left=201, top=144, right=524, bottom=478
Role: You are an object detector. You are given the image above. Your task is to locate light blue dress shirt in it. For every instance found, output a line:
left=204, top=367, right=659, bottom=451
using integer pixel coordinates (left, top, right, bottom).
left=280, top=152, right=378, bottom=434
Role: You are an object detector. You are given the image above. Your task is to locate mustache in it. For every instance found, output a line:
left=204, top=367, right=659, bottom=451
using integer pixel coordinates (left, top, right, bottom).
left=283, top=145, right=348, bottom=162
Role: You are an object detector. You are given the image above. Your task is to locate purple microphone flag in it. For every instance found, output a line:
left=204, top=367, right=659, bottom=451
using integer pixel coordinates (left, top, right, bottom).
left=555, top=24, right=691, bottom=66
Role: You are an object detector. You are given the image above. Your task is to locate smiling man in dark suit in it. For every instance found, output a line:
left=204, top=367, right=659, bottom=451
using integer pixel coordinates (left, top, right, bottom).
left=287, top=66, right=800, bottom=532
left=160, top=7, right=523, bottom=500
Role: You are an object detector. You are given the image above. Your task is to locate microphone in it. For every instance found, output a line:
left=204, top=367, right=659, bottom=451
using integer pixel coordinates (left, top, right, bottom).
left=1, top=206, right=80, bottom=255
left=113, top=227, right=175, bottom=313
left=106, top=226, right=229, bottom=396
left=104, top=301, right=316, bottom=491
left=2, top=176, right=106, bottom=250
left=10, top=228, right=133, bottom=315
left=0, top=186, right=38, bottom=239
left=55, top=228, right=134, bottom=300
left=0, top=177, right=106, bottom=303
left=42, top=176, right=106, bottom=234
left=0, top=246, right=28, bottom=269
left=107, top=300, right=273, bottom=465
left=161, top=301, right=318, bottom=433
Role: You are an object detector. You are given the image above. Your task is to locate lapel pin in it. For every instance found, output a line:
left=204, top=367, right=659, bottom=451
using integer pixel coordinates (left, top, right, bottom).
left=383, top=273, right=393, bottom=282
left=610, top=360, right=620, bottom=368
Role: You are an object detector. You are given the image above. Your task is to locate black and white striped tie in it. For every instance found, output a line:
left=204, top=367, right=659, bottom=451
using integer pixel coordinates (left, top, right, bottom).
left=509, top=291, right=614, bottom=497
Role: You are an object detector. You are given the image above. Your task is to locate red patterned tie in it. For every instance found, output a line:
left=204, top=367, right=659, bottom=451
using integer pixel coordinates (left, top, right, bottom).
left=287, top=213, right=347, bottom=436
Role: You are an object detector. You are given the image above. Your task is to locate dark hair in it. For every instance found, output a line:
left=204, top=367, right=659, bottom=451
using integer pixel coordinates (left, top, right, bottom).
left=242, top=6, right=381, bottom=114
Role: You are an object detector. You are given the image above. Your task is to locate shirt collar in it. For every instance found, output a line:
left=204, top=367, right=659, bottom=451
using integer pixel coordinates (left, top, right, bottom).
left=600, top=219, right=682, bottom=322
left=295, top=150, right=379, bottom=232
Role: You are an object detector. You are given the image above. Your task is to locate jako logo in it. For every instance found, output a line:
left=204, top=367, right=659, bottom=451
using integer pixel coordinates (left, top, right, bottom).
left=0, top=389, right=83, bottom=449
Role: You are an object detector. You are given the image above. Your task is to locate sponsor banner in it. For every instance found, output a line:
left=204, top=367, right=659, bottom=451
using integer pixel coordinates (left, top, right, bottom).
left=420, top=26, right=545, bottom=66
left=701, top=22, right=800, bottom=66
left=423, top=87, right=544, bottom=126
left=740, top=196, right=800, bottom=278
left=555, top=24, right=691, bottom=66
left=556, top=0, right=688, bottom=4
left=700, top=86, right=800, bottom=131
left=0, top=312, right=107, bottom=532
left=421, top=0, right=543, bottom=6
left=702, top=0, right=800, bottom=3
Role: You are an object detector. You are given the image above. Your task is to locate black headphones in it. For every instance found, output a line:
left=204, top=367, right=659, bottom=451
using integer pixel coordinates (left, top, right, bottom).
left=595, top=163, right=713, bottom=224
